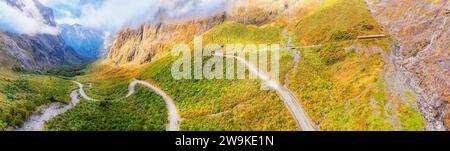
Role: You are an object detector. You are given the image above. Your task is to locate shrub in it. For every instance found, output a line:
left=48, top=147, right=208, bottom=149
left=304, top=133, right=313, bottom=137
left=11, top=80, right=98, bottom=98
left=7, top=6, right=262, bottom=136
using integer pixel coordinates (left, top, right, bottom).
left=331, top=30, right=357, bottom=41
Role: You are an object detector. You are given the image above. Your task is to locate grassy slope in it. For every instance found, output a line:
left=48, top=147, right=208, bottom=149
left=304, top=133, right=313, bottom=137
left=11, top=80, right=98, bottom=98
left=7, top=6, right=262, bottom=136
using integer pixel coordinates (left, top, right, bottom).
left=138, top=51, right=296, bottom=130
left=0, top=70, right=75, bottom=130
left=45, top=86, right=167, bottom=131
left=202, top=21, right=285, bottom=45
left=42, top=0, right=424, bottom=131
left=44, top=62, right=169, bottom=131
left=287, top=0, right=424, bottom=130
left=77, top=62, right=142, bottom=100
left=296, top=0, right=384, bottom=45
left=140, top=21, right=296, bottom=130
left=48, top=20, right=297, bottom=131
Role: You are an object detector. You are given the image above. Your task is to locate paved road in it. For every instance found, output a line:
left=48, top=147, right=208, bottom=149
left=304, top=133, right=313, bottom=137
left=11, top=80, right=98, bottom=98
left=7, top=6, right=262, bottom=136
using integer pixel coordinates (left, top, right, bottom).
left=74, top=80, right=180, bottom=131
left=214, top=54, right=317, bottom=131
left=73, top=81, right=97, bottom=101
left=127, top=79, right=180, bottom=131
left=16, top=79, right=179, bottom=131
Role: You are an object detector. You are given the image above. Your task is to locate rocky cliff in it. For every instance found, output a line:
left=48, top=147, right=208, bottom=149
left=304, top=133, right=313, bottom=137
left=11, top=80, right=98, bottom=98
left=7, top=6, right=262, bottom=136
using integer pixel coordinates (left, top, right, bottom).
left=226, top=0, right=324, bottom=25
left=0, top=0, right=85, bottom=70
left=365, top=0, right=449, bottom=130
left=226, top=0, right=288, bottom=25
left=107, top=13, right=226, bottom=65
left=106, top=0, right=310, bottom=65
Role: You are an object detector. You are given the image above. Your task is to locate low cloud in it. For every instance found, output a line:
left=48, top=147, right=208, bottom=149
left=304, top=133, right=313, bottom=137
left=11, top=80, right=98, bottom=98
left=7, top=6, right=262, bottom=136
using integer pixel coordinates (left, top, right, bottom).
left=164, top=0, right=227, bottom=19
left=77, top=0, right=161, bottom=32
left=0, top=1, right=59, bottom=35
left=40, top=0, right=226, bottom=32
left=1, top=0, right=227, bottom=35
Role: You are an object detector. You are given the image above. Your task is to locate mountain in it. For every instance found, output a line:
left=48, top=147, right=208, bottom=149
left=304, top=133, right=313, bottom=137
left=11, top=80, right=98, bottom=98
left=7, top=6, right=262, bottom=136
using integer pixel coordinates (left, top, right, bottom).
left=99, top=32, right=116, bottom=58
left=365, top=0, right=449, bottom=130
left=106, top=0, right=306, bottom=65
left=107, top=13, right=226, bottom=65
left=4, top=0, right=56, bottom=26
left=97, top=0, right=439, bottom=131
left=60, top=24, right=104, bottom=59
left=0, top=0, right=86, bottom=70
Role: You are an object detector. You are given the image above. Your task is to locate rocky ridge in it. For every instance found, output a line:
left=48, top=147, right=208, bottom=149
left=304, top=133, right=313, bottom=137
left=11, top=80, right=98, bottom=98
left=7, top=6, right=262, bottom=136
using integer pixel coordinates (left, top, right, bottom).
left=0, top=0, right=85, bottom=70
left=107, top=13, right=226, bottom=65
left=365, top=0, right=449, bottom=130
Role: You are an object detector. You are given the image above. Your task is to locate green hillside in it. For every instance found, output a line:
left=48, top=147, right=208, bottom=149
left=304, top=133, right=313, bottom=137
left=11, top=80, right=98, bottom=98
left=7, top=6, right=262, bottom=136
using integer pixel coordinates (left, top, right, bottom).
left=287, top=0, right=424, bottom=130
left=0, top=70, right=75, bottom=130
left=48, top=20, right=298, bottom=131
left=1, top=0, right=426, bottom=131
left=296, top=0, right=384, bottom=45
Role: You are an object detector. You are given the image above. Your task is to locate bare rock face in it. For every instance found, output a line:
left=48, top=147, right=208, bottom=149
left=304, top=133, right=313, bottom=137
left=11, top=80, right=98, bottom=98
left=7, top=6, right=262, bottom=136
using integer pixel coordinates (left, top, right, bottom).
left=0, top=32, right=85, bottom=70
left=107, top=13, right=226, bottom=65
left=106, top=0, right=320, bottom=65
left=0, top=0, right=85, bottom=70
left=227, top=0, right=285, bottom=25
left=365, top=0, right=449, bottom=130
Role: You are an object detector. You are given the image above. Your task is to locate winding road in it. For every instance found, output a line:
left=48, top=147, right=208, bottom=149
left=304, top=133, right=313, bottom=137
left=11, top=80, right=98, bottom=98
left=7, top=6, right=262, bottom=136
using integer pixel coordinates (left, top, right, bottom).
left=17, top=80, right=180, bottom=131
left=73, top=81, right=97, bottom=101
left=17, top=49, right=315, bottom=131
left=214, top=53, right=317, bottom=131
left=127, top=79, right=180, bottom=131
left=74, top=80, right=180, bottom=131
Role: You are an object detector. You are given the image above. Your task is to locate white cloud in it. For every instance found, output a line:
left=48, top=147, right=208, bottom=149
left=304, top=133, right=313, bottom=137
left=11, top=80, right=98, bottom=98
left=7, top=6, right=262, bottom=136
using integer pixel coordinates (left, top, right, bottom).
left=56, top=16, right=81, bottom=25
left=47, top=0, right=226, bottom=32
left=77, top=0, right=161, bottom=31
left=1, top=0, right=227, bottom=35
left=165, top=0, right=227, bottom=19
left=38, top=0, right=50, bottom=5
left=88, top=0, right=226, bottom=31
left=0, top=1, right=60, bottom=35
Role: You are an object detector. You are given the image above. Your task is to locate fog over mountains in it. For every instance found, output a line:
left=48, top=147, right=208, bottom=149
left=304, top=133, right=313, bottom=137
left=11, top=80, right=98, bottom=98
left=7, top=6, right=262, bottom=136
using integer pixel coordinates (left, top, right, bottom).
left=0, top=0, right=448, bottom=132
left=0, top=0, right=230, bottom=64
left=0, top=0, right=85, bottom=70
left=60, top=24, right=104, bottom=58
left=0, top=0, right=58, bottom=35
left=38, top=0, right=227, bottom=32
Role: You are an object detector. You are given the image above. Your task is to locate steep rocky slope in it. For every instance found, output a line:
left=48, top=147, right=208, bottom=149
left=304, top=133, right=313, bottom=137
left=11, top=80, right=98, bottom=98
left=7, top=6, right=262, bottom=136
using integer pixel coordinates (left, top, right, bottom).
left=107, top=13, right=226, bottom=65
left=0, top=0, right=85, bottom=70
left=106, top=0, right=318, bottom=65
left=227, top=0, right=324, bottom=25
left=365, top=0, right=449, bottom=130
left=226, top=0, right=289, bottom=25
left=0, top=32, right=85, bottom=70
left=102, top=0, right=445, bottom=130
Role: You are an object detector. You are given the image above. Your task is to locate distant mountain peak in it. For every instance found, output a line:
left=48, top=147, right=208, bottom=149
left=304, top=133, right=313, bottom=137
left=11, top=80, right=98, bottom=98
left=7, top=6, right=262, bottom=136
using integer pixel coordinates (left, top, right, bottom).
left=0, top=0, right=87, bottom=70
left=60, top=24, right=105, bottom=59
